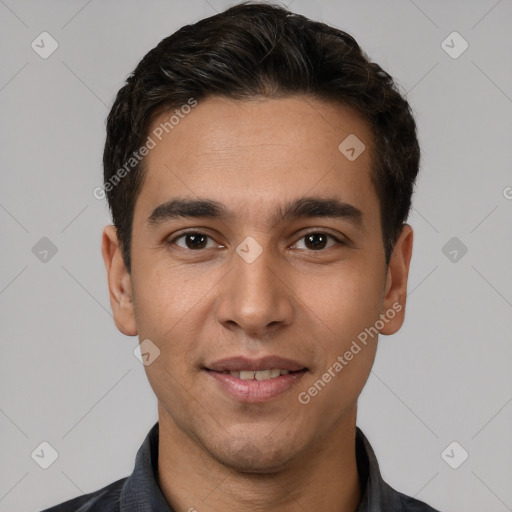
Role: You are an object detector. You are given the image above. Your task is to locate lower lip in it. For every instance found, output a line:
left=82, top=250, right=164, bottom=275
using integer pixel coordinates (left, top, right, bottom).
left=205, top=370, right=307, bottom=403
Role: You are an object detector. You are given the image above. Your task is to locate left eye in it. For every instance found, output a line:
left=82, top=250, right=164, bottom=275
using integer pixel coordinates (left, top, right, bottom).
left=292, top=232, right=341, bottom=251
left=173, top=232, right=219, bottom=250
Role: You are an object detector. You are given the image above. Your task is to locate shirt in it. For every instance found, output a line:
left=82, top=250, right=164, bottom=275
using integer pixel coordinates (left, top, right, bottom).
left=40, top=422, right=441, bottom=511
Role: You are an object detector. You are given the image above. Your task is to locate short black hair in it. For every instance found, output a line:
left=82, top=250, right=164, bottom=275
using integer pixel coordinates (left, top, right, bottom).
left=103, top=1, right=420, bottom=272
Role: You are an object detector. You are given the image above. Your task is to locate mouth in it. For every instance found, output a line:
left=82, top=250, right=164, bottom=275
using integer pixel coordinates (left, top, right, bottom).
left=216, top=368, right=296, bottom=380
left=204, top=356, right=308, bottom=403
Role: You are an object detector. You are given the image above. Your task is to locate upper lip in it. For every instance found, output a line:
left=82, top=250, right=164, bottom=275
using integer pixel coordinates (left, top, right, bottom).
left=206, top=356, right=307, bottom=372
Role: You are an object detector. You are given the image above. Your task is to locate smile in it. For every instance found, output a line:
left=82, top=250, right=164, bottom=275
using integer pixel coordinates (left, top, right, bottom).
left=221, top=369, right=290, bottom=380
left=204, top=355, right=308, bottom=402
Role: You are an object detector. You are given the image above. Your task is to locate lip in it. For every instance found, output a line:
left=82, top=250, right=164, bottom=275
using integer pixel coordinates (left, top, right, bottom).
left=204, top=356, right=308, bottom=404
left=206, top=368, right=308, bottom=403
left=206, top=356, right=307, bottom=372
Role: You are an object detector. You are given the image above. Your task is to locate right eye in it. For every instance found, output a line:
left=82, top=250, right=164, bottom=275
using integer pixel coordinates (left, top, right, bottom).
left=169, top=232, right=221, bottom=250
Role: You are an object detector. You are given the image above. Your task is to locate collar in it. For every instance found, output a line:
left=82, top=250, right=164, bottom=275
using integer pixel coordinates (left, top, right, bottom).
left=355, top=427, right=404, bottom=511
left=120, top=422, right=173, bottom=511
left=120, top=422, right=404, bottom=511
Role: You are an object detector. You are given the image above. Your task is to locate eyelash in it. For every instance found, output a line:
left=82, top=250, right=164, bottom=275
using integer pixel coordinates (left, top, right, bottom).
left=168, top=230, right=346, bottom=252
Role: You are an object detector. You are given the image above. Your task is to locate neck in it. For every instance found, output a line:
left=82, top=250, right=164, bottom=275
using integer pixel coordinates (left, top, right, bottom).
left=156, top=405, right=362, bottom=512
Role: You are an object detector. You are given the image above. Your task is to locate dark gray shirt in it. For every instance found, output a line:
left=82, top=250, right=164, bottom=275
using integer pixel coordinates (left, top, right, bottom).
left=40, top=422, right=441, bottom=511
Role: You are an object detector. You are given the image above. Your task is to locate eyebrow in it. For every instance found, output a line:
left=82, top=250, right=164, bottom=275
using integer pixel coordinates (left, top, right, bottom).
left=147, top=196, right=364, bottom=229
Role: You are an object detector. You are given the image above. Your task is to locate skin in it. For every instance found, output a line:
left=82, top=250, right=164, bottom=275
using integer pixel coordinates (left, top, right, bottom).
left=102, top=95, right=413, bottom=512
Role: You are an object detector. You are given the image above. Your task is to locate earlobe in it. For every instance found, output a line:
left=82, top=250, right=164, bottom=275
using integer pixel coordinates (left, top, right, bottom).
left=101, top=225, right=138, bottom=336
left=379, top=224, right=413, bottom=336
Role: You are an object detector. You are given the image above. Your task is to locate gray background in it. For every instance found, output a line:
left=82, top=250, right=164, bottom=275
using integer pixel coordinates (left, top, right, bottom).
left=1, top=0, right=511, bottom=511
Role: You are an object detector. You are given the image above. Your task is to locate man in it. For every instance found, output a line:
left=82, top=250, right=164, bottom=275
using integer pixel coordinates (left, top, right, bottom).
left=43, top=1, right=441, bottom=510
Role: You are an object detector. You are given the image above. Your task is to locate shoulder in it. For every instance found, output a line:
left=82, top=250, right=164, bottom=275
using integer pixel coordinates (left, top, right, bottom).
left=39, top=477, right=127, bottom=512
left=397, top=490, right=443, bottom=512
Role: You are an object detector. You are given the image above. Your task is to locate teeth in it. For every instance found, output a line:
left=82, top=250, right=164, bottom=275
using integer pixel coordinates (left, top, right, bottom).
left=255, top=369, right=271, bottom=380
left=228, top=369, right=293, bottom=381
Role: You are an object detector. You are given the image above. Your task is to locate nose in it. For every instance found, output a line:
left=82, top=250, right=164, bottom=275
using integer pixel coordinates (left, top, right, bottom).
left=215, top=242, right=295, bottom=338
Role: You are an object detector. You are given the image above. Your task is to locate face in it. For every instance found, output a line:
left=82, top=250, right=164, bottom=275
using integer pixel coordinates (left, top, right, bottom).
left=103, top=95, right=412, bottom=473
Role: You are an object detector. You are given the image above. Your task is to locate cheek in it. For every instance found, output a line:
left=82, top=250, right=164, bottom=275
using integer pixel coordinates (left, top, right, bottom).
left=297, top=261, right=384, bottom=346
left=132, top=260, right=216, bottom=338
left=132, top=261, right=224, bottom=396
left=296, top=271, right=381, bottom=414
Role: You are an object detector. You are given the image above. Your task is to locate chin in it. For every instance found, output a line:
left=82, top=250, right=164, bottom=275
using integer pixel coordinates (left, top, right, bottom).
left=207, top=431, right=300, bottom=474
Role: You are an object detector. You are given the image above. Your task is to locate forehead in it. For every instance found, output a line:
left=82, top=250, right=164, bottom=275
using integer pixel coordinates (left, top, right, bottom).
left=136, top=95, right=378, bottom=223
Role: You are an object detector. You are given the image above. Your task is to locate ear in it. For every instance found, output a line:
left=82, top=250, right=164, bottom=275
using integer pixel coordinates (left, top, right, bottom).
left=379, top=224, right=413, bottom=335
left=101, top=225, right=138, bottom=336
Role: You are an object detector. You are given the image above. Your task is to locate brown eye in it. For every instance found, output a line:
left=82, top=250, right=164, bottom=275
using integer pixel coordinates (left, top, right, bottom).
left=305, top=233, right=328, bottom=250
left=173, top=232, right=215, bottom=250
left=292, top=232, right=341, bottom=251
